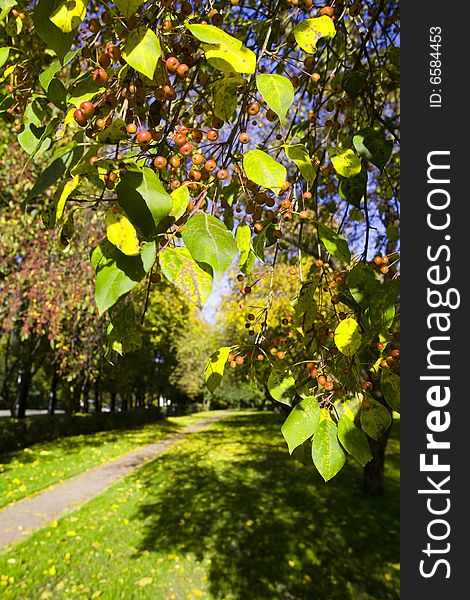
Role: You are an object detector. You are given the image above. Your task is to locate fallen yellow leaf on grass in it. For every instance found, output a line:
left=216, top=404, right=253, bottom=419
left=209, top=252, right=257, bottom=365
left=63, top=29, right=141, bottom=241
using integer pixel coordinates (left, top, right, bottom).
left=137, top=577, right=153, bottom=587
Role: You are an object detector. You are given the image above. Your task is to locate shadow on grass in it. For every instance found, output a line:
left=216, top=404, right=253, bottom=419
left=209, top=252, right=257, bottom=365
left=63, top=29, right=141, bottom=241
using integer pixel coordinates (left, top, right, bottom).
left=0, top=419, right=186, bottom=470
left=131, top=413, right=399, bottom=600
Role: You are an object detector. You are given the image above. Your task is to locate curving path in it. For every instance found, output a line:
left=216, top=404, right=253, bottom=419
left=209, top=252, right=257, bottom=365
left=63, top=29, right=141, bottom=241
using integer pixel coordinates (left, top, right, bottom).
left=0, top=412, right=229, bottom=551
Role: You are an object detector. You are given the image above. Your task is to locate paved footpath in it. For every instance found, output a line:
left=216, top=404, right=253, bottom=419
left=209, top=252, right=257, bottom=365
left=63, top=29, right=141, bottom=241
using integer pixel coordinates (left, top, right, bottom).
left=0, top=413, right=229, bottom=551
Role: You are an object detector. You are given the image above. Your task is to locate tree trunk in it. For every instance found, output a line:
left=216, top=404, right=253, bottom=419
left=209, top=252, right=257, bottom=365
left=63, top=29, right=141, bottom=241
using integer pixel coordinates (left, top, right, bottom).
left=48, top=372, right=58, bottom=416
left=363, top=430, right=390, bottom=496
left=14, top=358, right=32, bottom=419
left=110, top=392, right=117, bottom=412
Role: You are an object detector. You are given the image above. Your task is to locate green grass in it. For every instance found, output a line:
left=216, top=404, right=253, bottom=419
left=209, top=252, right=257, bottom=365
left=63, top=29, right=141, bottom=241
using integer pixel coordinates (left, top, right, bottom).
left=0, top=411, right=227, bottom=509
left=0, top=412, right=399, bottom=599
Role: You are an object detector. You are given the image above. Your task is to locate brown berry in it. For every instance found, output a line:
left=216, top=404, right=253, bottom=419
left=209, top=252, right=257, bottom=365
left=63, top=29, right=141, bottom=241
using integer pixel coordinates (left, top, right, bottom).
left=137, top=130, right=152, bottom=144
left=154, top=156, right=167, bottom=169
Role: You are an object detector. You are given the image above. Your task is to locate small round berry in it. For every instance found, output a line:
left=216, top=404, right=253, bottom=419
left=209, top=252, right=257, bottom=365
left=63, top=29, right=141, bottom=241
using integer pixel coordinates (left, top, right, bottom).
left=137, top=130, right=152, bottom=144
left=206, top=129, right=219, bottom=142
left=217, top=169, right=228, bottom=180
left=92, top=69, right=108, bottom=85
left=153, top=156, right=167, bottom=169
left=166, top=56, right=180, bottom=72
left=239, top=132, right=250, bottom=144
left=205, top=159, right=217, bottom=172
left=247, top=102, right=260, bottom=116
left=177, top=63, right=190, bottom=77
left=169, top=155, right=181, bottom=168
left=98, top=53, right=111, bottom=69
left=320, top=6, right=334, bottom=17
left=179, top=142, right=194, bottom=157
left=79, top=101, right=95, bottom=119
left=73, top=109, right=88, bottom=127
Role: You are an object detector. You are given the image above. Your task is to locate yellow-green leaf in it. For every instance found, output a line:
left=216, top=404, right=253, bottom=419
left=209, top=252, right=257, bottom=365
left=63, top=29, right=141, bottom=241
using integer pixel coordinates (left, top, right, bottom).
left=170, top=185, right=190, bottom=221
left=311, top=413, right=346, bottom=481
left=187, top=23, right=256, bottom=74
left=256, top=74, right=294, bottom=123
left=54, top=175, right=80, bottom=225
left=334, top=318, right=362, bottom=357
left=105, top=209, right=141, bottom=256
left=122, top=27, right=160, bottom=80
left=204, top=43, right=256, bottom=74
left=293, top=15, right=336, bottom=54
left=213, top=72, right=243, bottom=121
left=329, top=147, right=362, bottom=178
left=284, top=144, right=316, bottom=184
left=159, top=247, right=213, bottom=308
left=205, top=346, right=231, bottom=394
left=49, top=0, right=88, bottom=33
left=243, top=149, right=286, bottom=194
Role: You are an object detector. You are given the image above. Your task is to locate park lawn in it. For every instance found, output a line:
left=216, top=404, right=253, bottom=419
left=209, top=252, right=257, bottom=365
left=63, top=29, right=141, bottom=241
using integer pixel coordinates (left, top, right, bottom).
left=0, top=412, right=399, bottom=600
left=0, top=411, right=227, bottom=509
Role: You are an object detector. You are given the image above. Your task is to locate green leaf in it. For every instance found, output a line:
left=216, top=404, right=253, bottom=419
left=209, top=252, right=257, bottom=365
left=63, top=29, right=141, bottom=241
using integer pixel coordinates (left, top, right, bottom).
left=27, top=143, right=79, bottom=201
left=95, top=118, right=129, bottom=144
left=169, top=185, right=190, bottom=221
left=106, top=303, right=143, bottom=358
left=116, top=167, right=173, bottom=239
left=213, top=72, right=243, bottom=121
left=114, top=0, right=144, bottom=18
left=256, top=74, right=294, bottom=123
left=284, top=144, right=316, bottom=185
left=92, top=240, right=156, bottom=315
left=182, top=213, right=237, bottom=277
left=369, top=280, right=400, bottom=332
left=267, top=369, right=296, bottom=406
left=49, top=0, right=87, bottom=32
left=381, top=370, right=400, bottom=412
left=281, top=396, right=321, bottom=454
left=187, top=23, right=256, bottom=74
left=68, top=73, right=105, bottom=106
left=33, top=0, right=75, bottom=61
left=0, top=47, right=10, bottom=69
left=243, top=150, right=286, bottom=194
left=334, top=318, right=362, bottom=357
left=353, top=128, right=393, bottom=173
left=204, top=346, right=231, bottom=394
left=122, top=27, right=160, bottom=80
left=342, top=68, right=368, bottom=99
left=17, top=102, right=52, bottom=157
left=159, top=247, right=213, bottom=309
left=106, top=209, right=141, bottom=256
left=318, top=223, right=351, bottom=263
left=339, top=168, right=367, bottom=209
left=360, top=397, right=392, bottom=440
left=293, top=15, right=335, bottom=54
left=311, top=414, right=346, bottom=481
left=329, top=147, right=362, bottom=178
left=337, top=415, right=372, bottom=467
left=347, top=262, right=379, bottom=306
